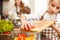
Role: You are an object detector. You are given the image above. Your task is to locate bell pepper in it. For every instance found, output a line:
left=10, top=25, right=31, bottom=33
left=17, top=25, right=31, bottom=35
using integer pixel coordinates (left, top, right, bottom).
left=18, top=34, right=26, bottom=40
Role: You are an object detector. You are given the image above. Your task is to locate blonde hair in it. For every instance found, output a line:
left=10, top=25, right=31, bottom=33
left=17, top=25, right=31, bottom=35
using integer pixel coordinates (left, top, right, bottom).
left=49, top=0, right=60, bottom=4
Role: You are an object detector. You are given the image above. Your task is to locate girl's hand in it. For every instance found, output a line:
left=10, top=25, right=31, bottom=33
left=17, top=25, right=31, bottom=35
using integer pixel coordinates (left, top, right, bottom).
left=21, top=21, right=35, bottom=31
left=20, top=14, right=35, bottom=31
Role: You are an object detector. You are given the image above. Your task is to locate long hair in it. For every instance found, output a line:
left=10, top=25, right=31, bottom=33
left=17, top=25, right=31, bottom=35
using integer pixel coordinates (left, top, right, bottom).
left=15, top=0, right=31, bottom=15
left=15, top=0, right=24, bottom=8
left=15, top=0, right=25, bottom=15
left=20, top=6, right=31, bottom=15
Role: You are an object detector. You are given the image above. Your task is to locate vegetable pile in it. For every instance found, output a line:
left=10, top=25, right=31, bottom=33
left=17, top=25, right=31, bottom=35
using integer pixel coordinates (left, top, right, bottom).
left=0, top=20, right=13, bottom=33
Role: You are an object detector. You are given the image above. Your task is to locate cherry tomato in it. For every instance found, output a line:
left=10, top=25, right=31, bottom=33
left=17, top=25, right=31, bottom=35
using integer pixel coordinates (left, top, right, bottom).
left=3, top=31, right=11, bottom=34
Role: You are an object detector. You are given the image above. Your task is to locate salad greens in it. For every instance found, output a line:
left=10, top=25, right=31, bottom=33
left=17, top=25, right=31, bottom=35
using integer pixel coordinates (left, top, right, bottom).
left=0, top=20, right=13, bottom=33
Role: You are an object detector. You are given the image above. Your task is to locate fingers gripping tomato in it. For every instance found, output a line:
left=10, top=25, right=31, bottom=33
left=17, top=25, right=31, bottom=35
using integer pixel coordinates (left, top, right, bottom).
left=23, top=24, right=35, bottom=31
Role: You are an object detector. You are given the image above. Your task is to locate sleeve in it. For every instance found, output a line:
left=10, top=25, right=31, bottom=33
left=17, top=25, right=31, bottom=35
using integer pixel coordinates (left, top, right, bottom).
left=8, top=7, right=18, bottom=20
left=57, top=13, right=60, bottom=22
left=56, top=13, right=60, bottom=27
left=24, top=12, right=42, bottom=20
left=43, top=13, right=49, bottom=20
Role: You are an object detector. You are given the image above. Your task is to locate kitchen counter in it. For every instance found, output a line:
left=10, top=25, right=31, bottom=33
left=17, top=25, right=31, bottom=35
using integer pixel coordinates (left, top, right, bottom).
left=0, top=35, right=13, bottom=40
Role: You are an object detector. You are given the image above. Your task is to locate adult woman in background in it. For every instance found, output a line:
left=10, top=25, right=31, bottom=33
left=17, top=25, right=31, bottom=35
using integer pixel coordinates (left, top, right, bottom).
left=3, top=0, right=30, bottom=20
left=8, top=0, right=24, bottom=20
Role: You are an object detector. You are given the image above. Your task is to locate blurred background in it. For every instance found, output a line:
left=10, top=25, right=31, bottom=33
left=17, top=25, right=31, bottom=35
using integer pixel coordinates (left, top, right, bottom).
left=3, top=0, right=48, bottom=16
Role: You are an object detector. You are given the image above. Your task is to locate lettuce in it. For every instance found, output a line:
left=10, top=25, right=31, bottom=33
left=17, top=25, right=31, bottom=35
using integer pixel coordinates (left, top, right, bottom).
left=0, top=20, right=13, bottom=33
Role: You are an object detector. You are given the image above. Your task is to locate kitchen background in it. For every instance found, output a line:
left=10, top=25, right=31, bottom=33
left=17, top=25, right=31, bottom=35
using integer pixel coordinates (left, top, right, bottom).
left=3, top=0, right=48, bottom=16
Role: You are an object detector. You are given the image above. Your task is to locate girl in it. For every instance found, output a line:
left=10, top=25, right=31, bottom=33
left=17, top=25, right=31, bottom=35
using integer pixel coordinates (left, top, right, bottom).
left=21, top=0, right=60, bottom=40
left=41, top=0, right=60, bottom=40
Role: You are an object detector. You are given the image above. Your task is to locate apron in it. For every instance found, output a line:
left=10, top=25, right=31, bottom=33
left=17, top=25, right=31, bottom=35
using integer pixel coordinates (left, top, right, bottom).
left=40, top=11, right=59, bottom=40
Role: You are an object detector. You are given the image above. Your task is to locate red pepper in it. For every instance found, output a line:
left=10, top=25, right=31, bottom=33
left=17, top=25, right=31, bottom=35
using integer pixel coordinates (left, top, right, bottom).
left=18, top=34, right=26, bottom=40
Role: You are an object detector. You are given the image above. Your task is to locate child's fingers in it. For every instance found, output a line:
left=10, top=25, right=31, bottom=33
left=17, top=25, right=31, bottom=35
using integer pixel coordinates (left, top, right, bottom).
left=24, top=23, right=33, bottom=31
left=24, top=24, right=29, bottom=30
left=22, top=22, right=35, bottom=31
left=22, top=24, right=28, bottom=30
left=29, top=23, right=35, bottom=28
left=27, top=23, right=32, bottom=30
left=27, top=23, right=35, bottom=30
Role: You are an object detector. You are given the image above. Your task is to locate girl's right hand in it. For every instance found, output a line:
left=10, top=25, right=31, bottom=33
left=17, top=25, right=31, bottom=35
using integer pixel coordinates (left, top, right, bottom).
left=22, top=21, right=35, bottom=31
left=20, top=14, right=35, bottom=31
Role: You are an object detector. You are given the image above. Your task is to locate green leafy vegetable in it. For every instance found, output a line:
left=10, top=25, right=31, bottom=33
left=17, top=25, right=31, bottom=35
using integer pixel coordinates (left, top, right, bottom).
left=0, top=20, right=13, bottom=33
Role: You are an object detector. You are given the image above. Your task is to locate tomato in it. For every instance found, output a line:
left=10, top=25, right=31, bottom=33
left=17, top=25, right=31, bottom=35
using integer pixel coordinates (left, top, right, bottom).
left=24, top=25, right=35, bottom=31
left=23, top=24, right=30, bottom=31
left=3, top=31, right=11, bottom=34
left=27, top=24, right=30, bottom=30
left=23, top=23, right=35, bottom=31
left=31, top=26, right=35, bottom=29
left=23, top=27, right=28, bottom=31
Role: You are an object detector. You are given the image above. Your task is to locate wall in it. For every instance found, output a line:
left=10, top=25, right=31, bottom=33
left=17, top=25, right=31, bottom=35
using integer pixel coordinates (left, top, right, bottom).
left=3, top=0, right=35, bottom=13
left=3, top=0, right=15, bottom=11
left=34, top=0, right=48, bottom=16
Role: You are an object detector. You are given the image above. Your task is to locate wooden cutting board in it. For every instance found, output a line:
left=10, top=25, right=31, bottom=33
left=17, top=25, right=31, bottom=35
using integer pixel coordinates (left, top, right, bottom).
left=22, top=20, right=54, bottom=33
left=30, top=20, right=54, bottom=33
